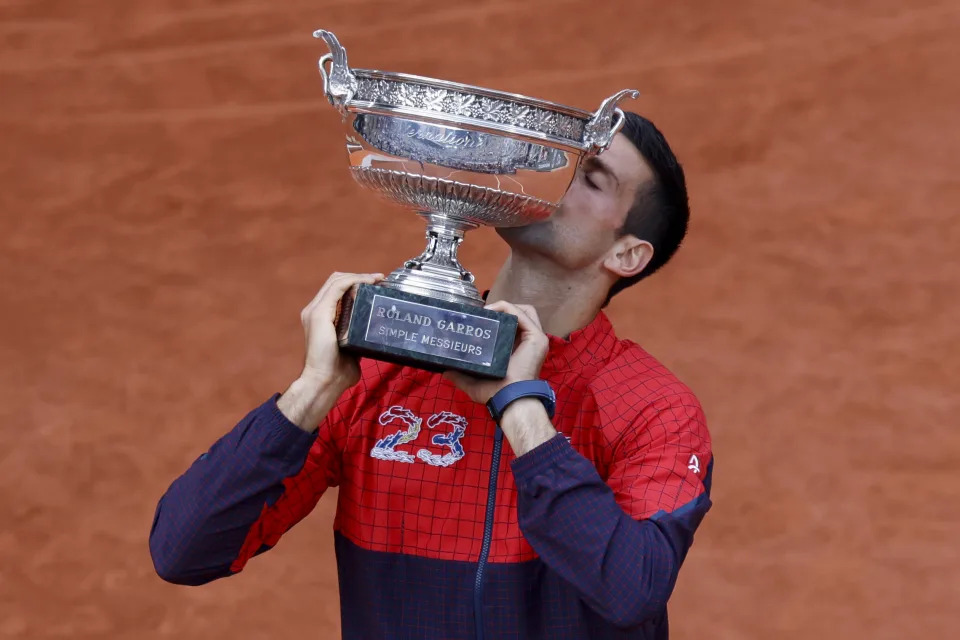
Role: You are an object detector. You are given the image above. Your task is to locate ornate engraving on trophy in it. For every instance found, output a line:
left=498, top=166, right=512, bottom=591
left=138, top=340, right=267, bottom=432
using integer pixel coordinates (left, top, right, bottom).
left=353, top=77, right=586, bottom=142
left=405, top=126, right=484, bottom=149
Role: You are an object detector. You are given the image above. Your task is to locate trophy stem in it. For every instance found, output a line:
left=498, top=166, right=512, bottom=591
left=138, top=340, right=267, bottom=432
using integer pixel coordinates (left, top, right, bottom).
left=406, top=215, right=473, bottom=279
left=382, top=213, right=484, bottom=307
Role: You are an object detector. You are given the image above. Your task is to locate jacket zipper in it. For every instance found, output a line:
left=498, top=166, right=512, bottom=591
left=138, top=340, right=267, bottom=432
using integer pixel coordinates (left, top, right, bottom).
left=473, top=425, right=503, bottom=640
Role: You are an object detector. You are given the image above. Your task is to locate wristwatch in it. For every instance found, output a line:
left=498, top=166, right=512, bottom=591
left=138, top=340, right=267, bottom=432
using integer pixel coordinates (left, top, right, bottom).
left=486, top=380, right=557, bottom=423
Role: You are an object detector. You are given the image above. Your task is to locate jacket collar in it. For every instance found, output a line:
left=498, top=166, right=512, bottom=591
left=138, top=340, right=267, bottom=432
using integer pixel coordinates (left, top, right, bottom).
left=542, top=311, right=618, bottom=373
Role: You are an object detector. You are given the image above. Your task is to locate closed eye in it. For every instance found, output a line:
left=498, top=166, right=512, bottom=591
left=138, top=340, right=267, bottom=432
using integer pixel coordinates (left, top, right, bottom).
left=582, top=156, right=619, bottom=193
left=584, top=171, right=601, bottom=190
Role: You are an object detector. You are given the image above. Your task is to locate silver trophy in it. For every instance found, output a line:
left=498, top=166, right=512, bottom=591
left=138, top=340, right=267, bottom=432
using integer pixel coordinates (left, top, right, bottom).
left=315, top=29, right=637, bottom=378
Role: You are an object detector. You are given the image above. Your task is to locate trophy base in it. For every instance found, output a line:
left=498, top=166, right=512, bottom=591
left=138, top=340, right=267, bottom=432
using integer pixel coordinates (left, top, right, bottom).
left=337, top=283, right=517, bottom=379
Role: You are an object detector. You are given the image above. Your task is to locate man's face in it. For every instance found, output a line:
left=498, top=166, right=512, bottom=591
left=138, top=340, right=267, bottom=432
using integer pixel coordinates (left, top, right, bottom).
left=497, top=133, right=654, bottom=270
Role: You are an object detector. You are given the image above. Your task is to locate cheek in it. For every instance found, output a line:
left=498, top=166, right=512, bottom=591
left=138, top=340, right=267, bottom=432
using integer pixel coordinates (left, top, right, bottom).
left=559, top=183, right=604, bottom=221
left=558, top=180, right=589, bottom=212
left=553, top=183, right=622, bottom=256
left=568, top=194, right=623, bottom=235
left=551, top=210, right=617, bottom=265
left=595, top=193, right=629, bottom=229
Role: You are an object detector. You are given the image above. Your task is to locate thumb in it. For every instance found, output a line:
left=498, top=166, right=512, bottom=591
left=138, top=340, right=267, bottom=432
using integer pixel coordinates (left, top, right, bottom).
left=442, top=370, right=477, bottom=394
left=442, top=370, right=464, bottom=386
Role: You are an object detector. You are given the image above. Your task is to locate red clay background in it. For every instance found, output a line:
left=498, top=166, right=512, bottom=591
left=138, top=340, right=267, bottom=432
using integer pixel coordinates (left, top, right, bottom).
left=2, top=1, right=958, bottom=638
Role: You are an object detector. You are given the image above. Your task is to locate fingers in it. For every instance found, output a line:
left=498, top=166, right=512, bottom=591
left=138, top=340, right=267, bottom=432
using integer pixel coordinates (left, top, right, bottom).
left=484, top=300, right=544, bottom=336
left=442, top=370, right=486, bottom=405
left=302, top=272, right=384, bottom=324
left=441, top=370, right=468, bottom=387
left=316, top=272, right=383, bottom=318
left=514, top=304, right=542, bottom=332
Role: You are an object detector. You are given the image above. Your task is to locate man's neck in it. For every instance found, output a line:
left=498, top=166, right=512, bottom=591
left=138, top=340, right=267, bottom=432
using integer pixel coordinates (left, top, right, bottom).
left=486, top=252, right=611, bottom=338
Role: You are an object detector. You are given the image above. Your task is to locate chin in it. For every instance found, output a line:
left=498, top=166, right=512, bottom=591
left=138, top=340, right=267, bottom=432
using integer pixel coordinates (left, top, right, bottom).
left=497, top=224, right=576, bottom=267
left=497, top=223, right=549, bottom=251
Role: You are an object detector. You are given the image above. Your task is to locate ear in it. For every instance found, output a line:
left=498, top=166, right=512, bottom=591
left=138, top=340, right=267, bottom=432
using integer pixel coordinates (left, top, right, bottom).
left=602, top=235, right=654, bottom=279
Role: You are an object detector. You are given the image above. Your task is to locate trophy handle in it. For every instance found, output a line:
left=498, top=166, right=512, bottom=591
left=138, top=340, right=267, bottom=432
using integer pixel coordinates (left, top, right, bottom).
left=313, top=29, right=358, bottom=116
left=583, top=89, right=640, bottom=156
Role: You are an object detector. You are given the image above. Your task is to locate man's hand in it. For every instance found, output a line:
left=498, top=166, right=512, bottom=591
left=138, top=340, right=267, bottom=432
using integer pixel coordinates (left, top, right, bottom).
left=445, top=301, right=557, bottom=456
left=443, top=301, right=549, bottom=404
left=278, top=271, right=383, bottom=431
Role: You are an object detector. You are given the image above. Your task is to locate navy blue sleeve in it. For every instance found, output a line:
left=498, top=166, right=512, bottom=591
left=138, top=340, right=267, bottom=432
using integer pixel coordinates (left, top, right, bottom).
left=149, top=394, right=318, bottom=586
left=510, top=435, right=713, bottom=628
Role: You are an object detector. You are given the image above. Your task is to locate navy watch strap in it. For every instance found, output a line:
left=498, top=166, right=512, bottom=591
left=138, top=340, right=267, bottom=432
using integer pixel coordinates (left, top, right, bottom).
left=486, top=380, right=556, bottom=423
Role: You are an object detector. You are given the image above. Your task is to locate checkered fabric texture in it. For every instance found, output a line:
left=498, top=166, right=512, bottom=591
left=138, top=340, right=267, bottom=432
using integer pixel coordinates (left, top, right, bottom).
left=150, top=311, right=713, bottom=639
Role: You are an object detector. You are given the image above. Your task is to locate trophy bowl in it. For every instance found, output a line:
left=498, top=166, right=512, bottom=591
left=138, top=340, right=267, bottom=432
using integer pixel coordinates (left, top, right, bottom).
left=315, top=29, right=638, bottom=378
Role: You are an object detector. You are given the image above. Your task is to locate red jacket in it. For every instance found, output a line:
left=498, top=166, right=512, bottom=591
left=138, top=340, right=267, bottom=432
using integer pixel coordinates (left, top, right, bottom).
left=150, top=311, right=714, bottom=639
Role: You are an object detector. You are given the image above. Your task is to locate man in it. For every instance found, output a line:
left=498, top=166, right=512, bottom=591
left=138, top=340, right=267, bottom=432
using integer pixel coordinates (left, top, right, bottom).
left=150, top=112, right=713, bottom=640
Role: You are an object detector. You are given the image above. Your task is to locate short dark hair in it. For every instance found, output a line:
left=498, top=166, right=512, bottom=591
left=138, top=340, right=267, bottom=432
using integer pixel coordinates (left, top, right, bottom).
left=604, top=112, right=690, bottom=305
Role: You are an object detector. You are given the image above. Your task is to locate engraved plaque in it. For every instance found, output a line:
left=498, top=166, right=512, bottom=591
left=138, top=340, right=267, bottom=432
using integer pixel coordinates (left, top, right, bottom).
left=364, top=295, right=501, bottom=366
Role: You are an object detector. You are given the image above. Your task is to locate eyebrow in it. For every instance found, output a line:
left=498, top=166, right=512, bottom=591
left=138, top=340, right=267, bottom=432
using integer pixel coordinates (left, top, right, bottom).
left=584, top=156, right=621, bottom=191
